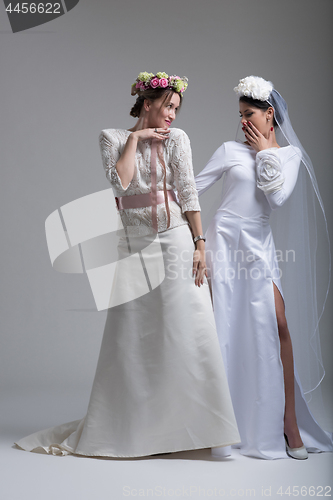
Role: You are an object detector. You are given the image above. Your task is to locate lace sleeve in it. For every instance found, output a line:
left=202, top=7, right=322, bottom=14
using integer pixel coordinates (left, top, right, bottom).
left=99, top=130, right=129, bottom=193
left=256, top=148, right=300, bottom=209
left=170, top=130, right=201, bottom=213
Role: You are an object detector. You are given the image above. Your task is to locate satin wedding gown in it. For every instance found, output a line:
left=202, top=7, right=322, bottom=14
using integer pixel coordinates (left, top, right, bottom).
left=195, top=140, right=333, bottom=459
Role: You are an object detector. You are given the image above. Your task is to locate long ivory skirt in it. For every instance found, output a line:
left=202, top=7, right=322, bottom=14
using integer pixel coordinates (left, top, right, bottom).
left=15, top=223, right=240, bottom=457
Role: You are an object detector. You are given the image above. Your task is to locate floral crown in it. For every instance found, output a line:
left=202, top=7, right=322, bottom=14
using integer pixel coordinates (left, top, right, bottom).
left=131, top=72, right=188, bottom=97
left=234, top=76, right=273, bottom=101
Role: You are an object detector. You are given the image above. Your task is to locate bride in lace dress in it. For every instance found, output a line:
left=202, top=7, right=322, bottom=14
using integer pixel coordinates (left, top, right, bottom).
left=15, top=72, right=240, bottom=458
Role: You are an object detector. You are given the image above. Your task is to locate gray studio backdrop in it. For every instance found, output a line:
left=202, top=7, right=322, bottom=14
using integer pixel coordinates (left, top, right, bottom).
left=1, top=0, right=332, bottom=430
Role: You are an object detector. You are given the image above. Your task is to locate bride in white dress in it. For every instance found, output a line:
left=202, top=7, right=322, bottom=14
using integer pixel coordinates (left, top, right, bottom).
left=195, top=76, right=333, bottom=460
left=14, top=72, right=240, bottom=458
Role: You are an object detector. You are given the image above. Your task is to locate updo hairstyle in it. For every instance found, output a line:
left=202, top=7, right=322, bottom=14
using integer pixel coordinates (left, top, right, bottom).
left=130, top=88, right=183, bottom=118
left=239, top=95, right=286, bottom=127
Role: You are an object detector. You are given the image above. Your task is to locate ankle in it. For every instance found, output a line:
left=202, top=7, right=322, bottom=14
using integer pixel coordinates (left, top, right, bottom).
left=284, top=417, right=298, bottom=431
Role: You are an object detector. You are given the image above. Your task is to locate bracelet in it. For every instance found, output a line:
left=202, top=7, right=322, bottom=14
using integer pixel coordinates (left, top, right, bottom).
left=193, top=235, right=206, bottom=244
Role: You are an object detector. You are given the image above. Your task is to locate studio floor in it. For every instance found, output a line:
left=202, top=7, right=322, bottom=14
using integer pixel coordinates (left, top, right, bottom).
left=2, top=391, right=332, bottom=500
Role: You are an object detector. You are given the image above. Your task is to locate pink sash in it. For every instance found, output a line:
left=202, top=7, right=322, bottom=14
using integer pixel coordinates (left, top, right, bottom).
left=115, top=189, right=177, bottom=211
left=150, top=140, right=158, bottom=232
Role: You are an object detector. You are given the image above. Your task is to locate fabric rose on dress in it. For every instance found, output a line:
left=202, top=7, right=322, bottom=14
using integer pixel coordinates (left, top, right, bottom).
left=234, top=76, right=273, bottom=101
left=159, top=78, right=169, bottom=88
left=256, top=150, right=285, bottom=194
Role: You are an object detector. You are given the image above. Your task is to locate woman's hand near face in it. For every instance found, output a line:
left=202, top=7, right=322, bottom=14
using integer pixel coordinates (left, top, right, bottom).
left=243, top=121, right=274, bottom=152
left=132, top=127, right=170, bottom=142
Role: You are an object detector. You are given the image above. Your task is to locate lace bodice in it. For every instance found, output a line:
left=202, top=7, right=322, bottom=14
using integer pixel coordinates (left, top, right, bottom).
left=99, top=128, right=200, bottom=233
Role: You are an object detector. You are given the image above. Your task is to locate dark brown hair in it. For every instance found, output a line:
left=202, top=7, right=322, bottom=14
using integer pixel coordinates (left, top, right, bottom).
left=239, top=95, right=285, bottom=127
left=130, top=88, right=182, bottom=118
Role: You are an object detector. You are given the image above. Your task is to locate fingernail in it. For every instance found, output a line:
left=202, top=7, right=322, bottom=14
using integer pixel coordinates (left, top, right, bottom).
left=271, top=127, right=273, bottom=131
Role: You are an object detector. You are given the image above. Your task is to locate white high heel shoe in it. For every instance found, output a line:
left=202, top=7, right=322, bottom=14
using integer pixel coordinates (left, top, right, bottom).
left=211, top=445, right=232, bottom=458
left=284, top=434, right=308, bottom=460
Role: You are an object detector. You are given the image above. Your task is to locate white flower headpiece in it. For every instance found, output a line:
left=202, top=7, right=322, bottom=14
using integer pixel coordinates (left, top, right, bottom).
left=234, top=76, right=273, bottom=101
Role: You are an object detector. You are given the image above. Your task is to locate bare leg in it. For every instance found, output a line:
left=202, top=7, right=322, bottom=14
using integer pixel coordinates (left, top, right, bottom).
left=273, top=283, right=303, bottom=449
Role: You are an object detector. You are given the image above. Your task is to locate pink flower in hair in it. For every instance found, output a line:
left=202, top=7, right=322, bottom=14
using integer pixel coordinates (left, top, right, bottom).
left=150, top=77, right=160, bottom=88
left=159, top=78, right=168, bottom=88
left=136, top=82, right=141, bottom=89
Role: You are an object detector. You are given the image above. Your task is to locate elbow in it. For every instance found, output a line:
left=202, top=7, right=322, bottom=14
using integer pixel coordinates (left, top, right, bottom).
left=195, top=183, right=208, bottom=197
left=195, top=176, right=212, bottom=197
left=268, top=195, right=286, bottom=210
left=264, top=186, right=288, bottom=210
left=115, top=161, right=132, bottom=191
